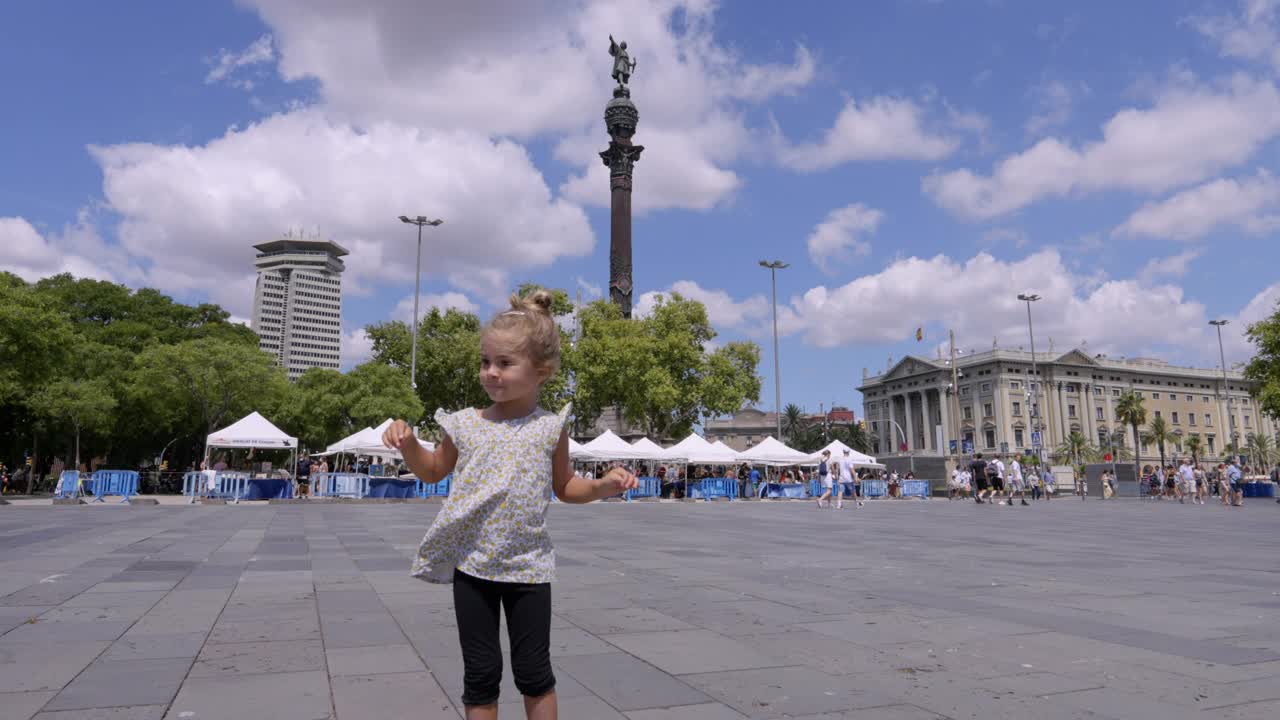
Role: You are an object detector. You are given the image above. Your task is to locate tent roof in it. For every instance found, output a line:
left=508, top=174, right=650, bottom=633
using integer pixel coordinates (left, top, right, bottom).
left=806, top=440, right=883, bottom=468
left=318, top=419, right=434, bottom=458
left=667, top=434, right=737, bottom=465
left=207, top=411, right=297, bottom=449
left=630, top=437, right=687, bottom=462
left=735, top=436, right=811, bottom=466
left=576, top=430, right=649, bottom=461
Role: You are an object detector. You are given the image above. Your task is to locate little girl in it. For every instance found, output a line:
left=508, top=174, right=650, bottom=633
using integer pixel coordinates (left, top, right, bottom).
left=383, top=290, right=637, bottom=720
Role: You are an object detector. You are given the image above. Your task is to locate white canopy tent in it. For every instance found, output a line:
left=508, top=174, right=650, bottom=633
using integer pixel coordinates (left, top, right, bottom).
left=630, top=437, right=688, bottom=463
left=207, top=412, right=298, bottom=451
left=574, top=430, right=650, bottom=462
left=806, top=440, right=884, bottom=469
left=568, top=437, right=585, bottom=458
left=205, top=411, right=299, bottom=483
left=734, top=436, right=812, bottom=467
left=318, top=419, right=435, bottom=460
left=667, top=433, right=738, bottom=465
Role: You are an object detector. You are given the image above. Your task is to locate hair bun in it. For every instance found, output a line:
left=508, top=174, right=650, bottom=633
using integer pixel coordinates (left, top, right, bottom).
left=512, top=289, right=554, bottom=315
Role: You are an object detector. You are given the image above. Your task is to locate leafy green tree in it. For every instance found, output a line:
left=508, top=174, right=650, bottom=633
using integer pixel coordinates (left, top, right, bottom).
left=573, top=294, right=761, bottom=440
left=31, top=378, right=117, bottom=467
left=132, top=337, right=290, bottom=437
left=1244, top=302, right=1280, bottom=423
left=277, top=363, right=423, bottom=450
left=1142, top=415, right=1176, bottom=471
left=366, top=310, right=488, bottom=430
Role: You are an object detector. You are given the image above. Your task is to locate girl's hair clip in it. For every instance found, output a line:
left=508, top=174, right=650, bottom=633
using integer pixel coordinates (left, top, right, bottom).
left=501, top=310, right=526, bottom=317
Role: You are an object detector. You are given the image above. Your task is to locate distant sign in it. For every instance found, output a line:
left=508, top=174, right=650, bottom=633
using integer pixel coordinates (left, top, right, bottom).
left=949, top=439, right=958, bottom=453
left=1103, top=453, right=1113, bottom=462
left=899, top=442, right=908, bottom=452
left=962, top=440, right=974, bottom=454
left=1031, top=431, right=1043, bottom=448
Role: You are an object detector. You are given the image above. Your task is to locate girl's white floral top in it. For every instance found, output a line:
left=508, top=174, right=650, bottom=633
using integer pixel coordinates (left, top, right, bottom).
left=411, top=404, right=570, bottom=584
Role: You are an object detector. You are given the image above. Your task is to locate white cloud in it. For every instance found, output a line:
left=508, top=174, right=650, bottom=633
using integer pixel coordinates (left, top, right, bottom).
left=806, top=203, right=882, bottom=267
left=1024, top=79, right=1086, bottom=137
left=634, top=280, right=769, bottom=330
left=776, top=96, right=956, bottom=171
left=0, top=214, right=130, bottom=283
left=393, top=291, right=480, bottom=323
left=87, top=109, right=591, bottom=317
left=1228, top=280, right=1280, bottom=359
left=1139, top=248, right=1203, bottom=279
left=340, top=328, right=373, bottom=368
left=205, top=34, right=275, bottom=88
left=925, top=75, right=1280, bottom=219
left=784, top=250, right=1209, bottom=360
left=1190, top=0, right=1280, bottom=73
left=575, top=276, right=603, bottom=300
left=1114, top=170, right=1280, bottom=241
left=246, top=0, right=813, bottom=214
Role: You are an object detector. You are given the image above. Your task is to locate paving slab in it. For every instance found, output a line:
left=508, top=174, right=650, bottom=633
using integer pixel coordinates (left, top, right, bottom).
left=43, top=658, right=189, bottom=712
left=325, top=644, right=425, bottom=676
left=190, top=639, right=326, bottom=677
left=33, top=707, right=167, bottom=720
left=166, top=670, right=333, bottom=720
left=330, top=672, right=455, bottom=720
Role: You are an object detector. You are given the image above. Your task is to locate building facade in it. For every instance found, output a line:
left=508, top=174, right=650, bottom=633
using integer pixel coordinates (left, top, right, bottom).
left=250, top=239, right=347, bottom=380
left=859, top=348, right=1276, bottom=464
left=703, top=408, right=779, bottom=451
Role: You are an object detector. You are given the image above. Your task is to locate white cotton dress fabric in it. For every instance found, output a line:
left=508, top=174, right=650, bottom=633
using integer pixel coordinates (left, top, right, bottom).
left=411, top=404, right=571, bottom=584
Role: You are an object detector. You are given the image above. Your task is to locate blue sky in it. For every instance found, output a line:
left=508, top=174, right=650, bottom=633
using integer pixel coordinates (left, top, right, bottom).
left=4, top=0, right=1280, bottom=420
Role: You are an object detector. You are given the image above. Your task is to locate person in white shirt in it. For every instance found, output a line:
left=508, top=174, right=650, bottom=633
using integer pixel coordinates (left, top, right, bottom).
left=1006, top=456, right=1029, bottom=506
left=837, top=449, right=863, bottom=508
left=1176, top=458, right=1196, bottom=505
left=949, top=466, right=964, bottom=500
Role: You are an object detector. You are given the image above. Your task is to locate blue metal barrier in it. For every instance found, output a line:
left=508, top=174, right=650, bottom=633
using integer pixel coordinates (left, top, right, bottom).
left=688, top=478, right=738, bottom=501
left=54, top=471, right=82, bottom=499
left=862, top=479, right=887, bottom=498
left=416, top=475, right=451, bottom=498
left=313, top=472, right=369, bottom=498
left=901, top=479, right=930, bottom=498
left=181, top=471, right=205, bottom=501
left=626, top=476, right=660, bottom=501
left=88, top=470, right=139, bottom=503
left=210, top=472, right=248, bottom=502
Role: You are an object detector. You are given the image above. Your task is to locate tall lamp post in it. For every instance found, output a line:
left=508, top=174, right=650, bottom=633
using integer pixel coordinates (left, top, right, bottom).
left=1210, top=319, right=1234, bottom=459
left=759, top=260, right=789, bottom=439
left=1018, top=293, right=1043, bottom=464
left=398, top=215, right=444, bottom=389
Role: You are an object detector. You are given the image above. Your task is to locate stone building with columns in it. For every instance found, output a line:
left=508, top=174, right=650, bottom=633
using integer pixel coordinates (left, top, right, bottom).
left=859, top=347, right=1276, bottom=464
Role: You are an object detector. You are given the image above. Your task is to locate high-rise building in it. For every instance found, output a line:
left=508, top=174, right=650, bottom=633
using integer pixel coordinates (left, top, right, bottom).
left=250, top=238, right=347, bottom=380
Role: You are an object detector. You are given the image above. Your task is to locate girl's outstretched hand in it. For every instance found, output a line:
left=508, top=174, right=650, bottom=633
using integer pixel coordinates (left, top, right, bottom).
left=382, top=420, right=417, bottom=451
left=599, top=466, right=639, bottom=496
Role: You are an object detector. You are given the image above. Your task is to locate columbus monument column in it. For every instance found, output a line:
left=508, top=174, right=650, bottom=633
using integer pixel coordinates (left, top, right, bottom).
left=601, top=35, right=644, bottom=317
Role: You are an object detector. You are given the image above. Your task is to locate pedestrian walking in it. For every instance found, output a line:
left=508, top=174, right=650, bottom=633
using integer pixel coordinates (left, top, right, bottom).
left=816, top=450, right=834, bottom=509
left=1007, top=455, right=1029, bottom=506
left=383, top=291, right=637, bottom=718
left=970, top=453, right=990, bottom=504
left=989, top=455, right=1007, bottom=505
left=1226, top=459, right=1244, bottom=507
left=838, top=449, right=861, bottom=508
left=1177, top=458, right=1196, bottom=505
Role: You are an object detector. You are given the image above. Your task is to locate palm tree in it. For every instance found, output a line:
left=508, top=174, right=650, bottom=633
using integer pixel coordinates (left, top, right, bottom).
left=1222, top=440, right=1242, bottom=463
left=1115, top=390, right=1147, bottom=488
left=1102, top=428, right=1132, bottom=461
left=1184, top=435, right=1204, bottom=467
left=839, top=421, right=873, bottom=454
left=782, top=403, right=805, bottom=444
left=1055, top=430, right=1097, bottom=467
left=1246, top=432, right=1274, bottom=470
left=1142, top=415, right=1176, bottom=472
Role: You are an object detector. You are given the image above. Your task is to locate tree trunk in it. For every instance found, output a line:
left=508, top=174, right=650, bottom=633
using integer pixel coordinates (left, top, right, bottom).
left=1131, top=422, right=1141, bottom=492
left=75, top=425, right=81, bottom=470
left=27, top=432, right=38, bottom=495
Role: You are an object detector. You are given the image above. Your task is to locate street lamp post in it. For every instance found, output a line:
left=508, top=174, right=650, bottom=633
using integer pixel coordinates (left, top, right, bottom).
left=398, top=215, right=444, bottom=389
left=1018, top=293, right=1043, bottom=464
left=1210, top=319, right=1234, bottom=459
left=759, top=260, right=789, bottom=439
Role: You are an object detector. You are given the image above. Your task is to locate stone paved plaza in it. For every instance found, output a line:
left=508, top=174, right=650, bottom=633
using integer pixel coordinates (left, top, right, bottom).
left=1, top=498, right=1279, bottom=719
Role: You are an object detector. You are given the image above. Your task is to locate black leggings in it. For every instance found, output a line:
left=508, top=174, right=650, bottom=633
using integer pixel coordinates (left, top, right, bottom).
left=453, top=569, right=555, bottom=706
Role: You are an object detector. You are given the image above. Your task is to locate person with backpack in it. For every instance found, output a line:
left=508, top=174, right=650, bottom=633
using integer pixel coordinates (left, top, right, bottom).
left=969, top=453, right=990, bottom=504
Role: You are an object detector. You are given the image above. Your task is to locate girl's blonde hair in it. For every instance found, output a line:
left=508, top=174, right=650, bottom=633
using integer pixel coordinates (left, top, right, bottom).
left=482, top=290, right=561, bottom=375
